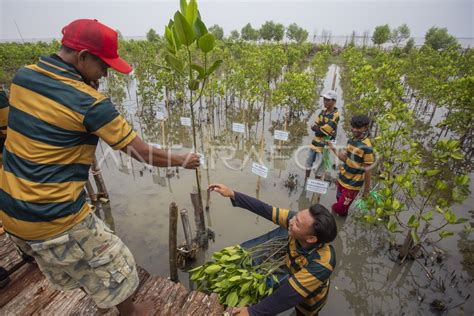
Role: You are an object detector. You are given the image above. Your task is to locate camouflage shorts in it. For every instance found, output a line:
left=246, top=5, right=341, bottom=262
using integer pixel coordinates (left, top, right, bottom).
left=9, top=212, right=139, bottom=309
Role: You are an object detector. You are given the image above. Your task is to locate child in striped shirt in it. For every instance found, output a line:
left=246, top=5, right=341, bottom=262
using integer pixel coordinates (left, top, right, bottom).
left=326, top=115, right=375, bottom=216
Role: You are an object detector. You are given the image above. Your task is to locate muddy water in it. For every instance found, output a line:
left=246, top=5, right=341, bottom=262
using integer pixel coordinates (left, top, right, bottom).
left=94, top=65, right=473, bottom=315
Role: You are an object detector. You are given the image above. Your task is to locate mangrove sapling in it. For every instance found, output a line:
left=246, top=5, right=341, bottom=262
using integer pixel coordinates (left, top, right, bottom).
left=163, top=0, right=222, bottom=213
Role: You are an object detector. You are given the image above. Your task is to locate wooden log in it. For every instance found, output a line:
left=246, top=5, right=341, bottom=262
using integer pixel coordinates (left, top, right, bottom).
left=134, top=276, right=189, bottom=315
left=169, top=202, right=179, bottom=282
left=181, top=291, right=224, bottom=315
left=1, top=271, right=61, bottom=314
left=41, top=267, right=150, bottom=315
left=0, top=263, right=41, bottom=307
left=190, top=192, right=208, bottom=248
left=0, top=234, right=223, bottom=315
left=35, top=288, right=89, bottom=315
left=0, top=234, right=23, bottom=270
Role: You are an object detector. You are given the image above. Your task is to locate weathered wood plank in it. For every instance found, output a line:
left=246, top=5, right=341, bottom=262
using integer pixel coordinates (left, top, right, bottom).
left=1, top=272, right=60, bottom=314
left=0, top=263, right=42, bottom=307
left=0, top=234, right=23, bottom=270
left=0, top=232, right=223, bottom=315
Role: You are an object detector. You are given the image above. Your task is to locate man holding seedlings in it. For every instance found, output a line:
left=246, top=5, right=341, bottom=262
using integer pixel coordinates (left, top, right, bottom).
left=305, top=90, right=340, bottom=182
left=0, top=19, right=200, bottom=315
left=326, top=114, right=375, bottom=216
left=209, top=183, right=337, bottom=316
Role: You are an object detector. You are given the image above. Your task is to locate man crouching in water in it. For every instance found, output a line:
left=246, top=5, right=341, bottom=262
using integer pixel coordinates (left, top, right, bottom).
left=209, top=183, right=337, bottom=316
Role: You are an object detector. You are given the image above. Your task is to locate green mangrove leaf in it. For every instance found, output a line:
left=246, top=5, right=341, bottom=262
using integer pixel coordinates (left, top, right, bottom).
left=193, top=17, right=208, bottom=38
left=164, top=54, right=184, bottom=74
left=197, top=33, right=215, bottom=53
left=174, top=11, right=195, bottom=46
left=439, top=230, right=454, bottom=239
left=204, top=264, right=222, bottom=274
left=206, top=59, right=223, bottom=76
left=226, top=291, right=239, bottom=307
left=190, top=63, right=206, bottom=79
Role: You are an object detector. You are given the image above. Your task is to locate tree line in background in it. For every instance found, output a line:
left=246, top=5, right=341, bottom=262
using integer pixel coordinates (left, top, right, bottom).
left=146, top=21, right=461, bottom=51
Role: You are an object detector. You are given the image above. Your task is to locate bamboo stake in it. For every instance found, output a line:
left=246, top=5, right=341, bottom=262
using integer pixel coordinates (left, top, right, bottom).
left=180, top=209, right=193, bottom=248
left=169, top=202, right=179, bottom=282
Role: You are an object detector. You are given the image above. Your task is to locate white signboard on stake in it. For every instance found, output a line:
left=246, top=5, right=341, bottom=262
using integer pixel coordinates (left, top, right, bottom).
left=150, top=143, right=162, bottom=149
left=180, top=117, right=192, bottom=126
left=155, top=111, right=165, bottom=120
left=251, top=162, right=269, bottom=178
left=232, top=123, right=245, bottom=133
left=274, top=130, right=289, bottom=141
left=306, top=179, right=330, bottom=194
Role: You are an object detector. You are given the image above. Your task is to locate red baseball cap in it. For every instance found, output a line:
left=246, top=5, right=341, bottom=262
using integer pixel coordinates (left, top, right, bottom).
left=61, top=19, right=132, bottom=74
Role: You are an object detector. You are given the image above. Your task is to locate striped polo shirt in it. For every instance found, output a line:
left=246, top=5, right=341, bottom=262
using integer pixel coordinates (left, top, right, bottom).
left=272, top=207, right=336, bottom=315
left=310, top=108, right=339, bottom=153
left=0, top=90, right=8, bottom=164
left=0, top=55, right=136, bottom=240
left=338, top=136, right=374, bottom=191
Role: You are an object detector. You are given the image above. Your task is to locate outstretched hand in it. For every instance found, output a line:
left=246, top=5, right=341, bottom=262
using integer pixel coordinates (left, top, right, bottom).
left=208, top=183, right=235, bottom=199
left=180, top=153, right=200, bottom=169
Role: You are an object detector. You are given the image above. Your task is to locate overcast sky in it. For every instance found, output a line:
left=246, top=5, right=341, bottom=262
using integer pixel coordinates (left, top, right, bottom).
left=1, top=0, right=472, bottom=41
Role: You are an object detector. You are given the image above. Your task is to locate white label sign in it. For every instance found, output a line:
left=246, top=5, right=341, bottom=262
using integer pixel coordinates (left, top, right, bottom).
left=274, top=130, right=289, bottom=141
left=150, top=143, right=162, bottom=149
left=155, top=111, right=165, bottom=120
left=251, top=162, right=269, bottom=178
left=232, top=123, right=245, bottom=133
left=306, top=179, right=330, bottom=194
left=180, top=117, right=192, bottom=126
left=198, top=154, right=206, bottom=166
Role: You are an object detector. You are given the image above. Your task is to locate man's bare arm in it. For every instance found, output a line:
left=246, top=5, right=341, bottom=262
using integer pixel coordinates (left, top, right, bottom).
left=121, top=136, right=200, bottom=169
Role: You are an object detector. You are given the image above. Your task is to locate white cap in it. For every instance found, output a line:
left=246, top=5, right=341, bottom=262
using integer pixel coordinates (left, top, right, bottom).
left=321, top=90, right=337, bottom=100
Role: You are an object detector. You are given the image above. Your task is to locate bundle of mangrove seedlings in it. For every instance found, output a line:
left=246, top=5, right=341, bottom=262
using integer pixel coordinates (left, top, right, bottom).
left=189, top=236, right=288, bottom=307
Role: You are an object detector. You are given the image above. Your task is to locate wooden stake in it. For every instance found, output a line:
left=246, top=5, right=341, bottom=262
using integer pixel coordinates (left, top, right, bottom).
left=190, top=191, right=208, bottom=248
left=85, top=180, right=97, bottom=202
left=169, top=202, right=179, bottom=282
left=255, top=132, right=266, bottom=198
left=180, top=209, right=193, bottom=248
left=91, top=158, right=109, bottom=200
left=331, top=66, right=338, bottom=90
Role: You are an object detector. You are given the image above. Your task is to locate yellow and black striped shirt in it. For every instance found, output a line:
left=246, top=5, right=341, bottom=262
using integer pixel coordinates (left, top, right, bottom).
left=0, top=90, right=8, bottom=165
left=310, top=108, right=339, bottom=153
left=0, top=55, right=136, bottom=240
left=232, top=192, right=336, bottom=315
left=338, top=136, right=375, bottom=191
left=273, top=207, right=335, bottom=315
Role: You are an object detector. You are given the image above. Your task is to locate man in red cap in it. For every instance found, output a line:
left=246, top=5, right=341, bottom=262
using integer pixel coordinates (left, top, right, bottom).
left=0, top=19, right=200, bottom=315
